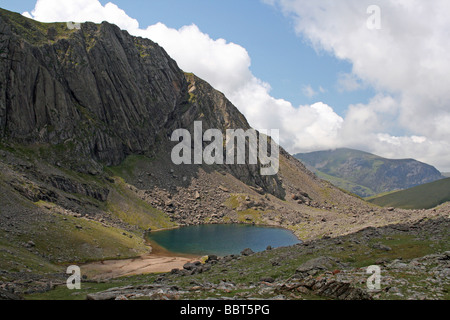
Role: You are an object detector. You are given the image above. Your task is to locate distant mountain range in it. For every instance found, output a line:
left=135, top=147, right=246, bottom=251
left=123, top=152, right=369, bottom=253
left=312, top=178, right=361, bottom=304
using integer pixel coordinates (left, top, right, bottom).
left=368, top=177, right=450, bottom=209
left=294, top=148, right=445, bottom=198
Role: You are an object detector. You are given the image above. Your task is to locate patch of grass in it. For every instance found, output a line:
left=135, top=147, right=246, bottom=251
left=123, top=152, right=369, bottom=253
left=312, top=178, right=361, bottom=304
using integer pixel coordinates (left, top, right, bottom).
left=0, top=8, right=78, bottom=46
left=223, top=194, right=269, bottom=223
left=23, top=211, right=150, bottom=264
left=224, top=194, right=242, bottom=210
left=106, top=155, right=152, bottom=180
left=368, top=178, right=450, bottom=209
left=236, top=209, right=264, bottom=223
left=316, top=170, right=376, bottom=198
left=0, top=230, right=61, bottom=273
left=106, top=178, right=176, bottom=231
left=25, top=273, right=160, bottom=300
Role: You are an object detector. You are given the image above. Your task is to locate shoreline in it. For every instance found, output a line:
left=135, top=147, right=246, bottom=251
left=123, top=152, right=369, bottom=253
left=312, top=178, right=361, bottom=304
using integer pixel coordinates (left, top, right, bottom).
left=83, top=223, right=300, bottom=280
left=81, top=253, right=199, bottom=280
left=81, top=235, right=200, bottom=280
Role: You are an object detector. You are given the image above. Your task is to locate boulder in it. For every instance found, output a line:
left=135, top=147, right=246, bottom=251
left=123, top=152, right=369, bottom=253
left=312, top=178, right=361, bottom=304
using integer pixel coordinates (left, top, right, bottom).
left=241, top=248, right=255, bottom=256
left=296, top=256, right=335, bottom=274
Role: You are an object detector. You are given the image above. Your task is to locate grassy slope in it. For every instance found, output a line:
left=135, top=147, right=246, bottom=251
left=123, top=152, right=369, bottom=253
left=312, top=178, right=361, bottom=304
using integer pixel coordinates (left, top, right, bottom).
left=295, top=148, right=443, bottom=198
left=315, top=170, right=376, bottom=198
left=0, top=143, right=177, bottom=272
left=368, top=177, right=450, bottom=209
left=295, top=149, right=382, bottom=197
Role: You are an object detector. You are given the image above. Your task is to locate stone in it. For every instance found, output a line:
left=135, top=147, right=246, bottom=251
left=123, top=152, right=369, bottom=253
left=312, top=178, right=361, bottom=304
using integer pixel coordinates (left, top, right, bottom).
left=372, top=243, right=392, bottom=251
left=25, top=241, right=35, bottom=248
left=206, top=255, right=218, bottom=262
left=260, top=277, right=275, bottom=283
left=296, top=257, right=335, bottom=274
left=183, top=263, right=197, bottom=271
left=241, top=248, right=255, bottom=256
left=0, top=289, right=23, bottom=300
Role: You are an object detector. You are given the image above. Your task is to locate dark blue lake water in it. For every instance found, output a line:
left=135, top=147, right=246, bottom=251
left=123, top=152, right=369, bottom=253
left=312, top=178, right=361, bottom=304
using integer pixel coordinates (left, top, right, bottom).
left=146, top=224, right=300, bottom=256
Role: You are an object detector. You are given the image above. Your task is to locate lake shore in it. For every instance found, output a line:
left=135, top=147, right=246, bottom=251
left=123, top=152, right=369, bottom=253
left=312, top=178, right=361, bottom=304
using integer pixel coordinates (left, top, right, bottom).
left=82, top=223, right=300, bottom=280
left=82, top=239, right=200, bottom=280
left=82, top=254, right=198, bottom=280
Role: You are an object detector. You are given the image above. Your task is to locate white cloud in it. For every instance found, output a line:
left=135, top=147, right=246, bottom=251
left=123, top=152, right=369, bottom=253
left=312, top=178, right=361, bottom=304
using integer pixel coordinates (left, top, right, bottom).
left=337, top=73, right=363, bottom=92
left=22, top=0, right=450, bottom=171
left=23, top=0, right=139, bottom=30
left=133, top=23, right=253, bottom=97
left=22, top=0, right=346, bottom=159
left=266, top=0, right=450, bottom=170
left=302, top=85, right=317, bottom=98
left=302, top=85, right=325, bottom=98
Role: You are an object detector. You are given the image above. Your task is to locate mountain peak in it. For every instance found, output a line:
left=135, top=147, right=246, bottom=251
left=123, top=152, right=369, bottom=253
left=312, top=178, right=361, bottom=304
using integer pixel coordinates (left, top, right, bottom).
left=295, top=148, right=444, bottom=197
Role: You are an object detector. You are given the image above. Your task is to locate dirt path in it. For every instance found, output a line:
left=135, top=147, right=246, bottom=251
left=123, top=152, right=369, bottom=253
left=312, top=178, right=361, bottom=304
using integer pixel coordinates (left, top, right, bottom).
left=82, top=254, right=197, bottom=280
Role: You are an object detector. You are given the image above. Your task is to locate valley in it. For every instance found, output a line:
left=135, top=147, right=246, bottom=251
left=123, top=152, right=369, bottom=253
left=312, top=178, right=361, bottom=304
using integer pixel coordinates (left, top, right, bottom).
left=0, top=8, right=448, bottom=301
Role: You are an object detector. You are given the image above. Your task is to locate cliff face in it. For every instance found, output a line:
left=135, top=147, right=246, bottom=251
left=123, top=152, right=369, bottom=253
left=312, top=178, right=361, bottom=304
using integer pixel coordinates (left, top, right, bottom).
left=0, top=9, right=186, bottom=167
left=0, top=8, right=284, bottom=197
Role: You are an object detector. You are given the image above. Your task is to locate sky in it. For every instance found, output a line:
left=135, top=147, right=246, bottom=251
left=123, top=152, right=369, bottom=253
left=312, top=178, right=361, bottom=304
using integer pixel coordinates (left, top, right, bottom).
left=1, top=0, right=449, bottom=171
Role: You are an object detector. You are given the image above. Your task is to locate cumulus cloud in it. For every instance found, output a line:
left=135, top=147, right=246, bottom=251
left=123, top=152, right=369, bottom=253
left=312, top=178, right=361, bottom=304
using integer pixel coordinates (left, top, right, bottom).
left=22, top=0, right=450, bottom=170
left=337, top=73, right=364, bottom=92
left=267, top=0, right=450, bottom=170
left=23, top=0, right=139, bottom=30
left=301, top=85, right=325, bottom=99
left=22, top=0, right=346, bottom=156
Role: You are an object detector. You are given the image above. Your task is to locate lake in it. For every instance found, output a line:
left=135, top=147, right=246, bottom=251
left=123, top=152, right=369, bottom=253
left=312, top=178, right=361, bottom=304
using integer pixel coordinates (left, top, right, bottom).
left=146, top=224, right=300, bottom=256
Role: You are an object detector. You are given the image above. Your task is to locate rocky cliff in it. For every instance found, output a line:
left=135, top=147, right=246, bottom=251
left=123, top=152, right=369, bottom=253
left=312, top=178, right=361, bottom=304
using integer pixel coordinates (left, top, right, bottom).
left=0, top=8, right=285, bottom=197
left=0, top=9, right=186, bottom=167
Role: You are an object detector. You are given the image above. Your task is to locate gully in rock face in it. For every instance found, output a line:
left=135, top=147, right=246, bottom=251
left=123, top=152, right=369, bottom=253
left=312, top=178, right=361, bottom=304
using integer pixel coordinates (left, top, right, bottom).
left=171, top=121, right=280, bottom=176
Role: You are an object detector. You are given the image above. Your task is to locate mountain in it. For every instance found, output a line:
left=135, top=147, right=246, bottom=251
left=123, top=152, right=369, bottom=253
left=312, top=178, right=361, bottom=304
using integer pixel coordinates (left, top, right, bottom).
left=294, top=148, right=445, bottom=197
left=368, top=177, right=450, bottom=209
left=0, top=8, right=378, bottom=270
left=0, top=8, right=448, bottom=301
left=443, top=172, right=450, bottom=178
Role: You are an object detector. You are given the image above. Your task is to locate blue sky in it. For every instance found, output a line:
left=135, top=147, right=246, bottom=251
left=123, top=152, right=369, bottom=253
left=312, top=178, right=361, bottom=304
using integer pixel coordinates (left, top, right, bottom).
left=1, top=0, right=450, bottom=171
left=0, top=0, right=374, bottom=116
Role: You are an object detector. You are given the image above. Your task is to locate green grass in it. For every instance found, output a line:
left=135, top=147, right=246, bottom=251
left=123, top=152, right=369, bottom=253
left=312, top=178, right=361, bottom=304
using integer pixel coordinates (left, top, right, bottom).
left=106, top=155, right=151, bottom=180
left=0, top=230, right=61, bottom=273
left=223, top=194, right=270, bottom=223
left=24, top=221, right=449, bottom=300
left=315, top=170, right=376, bottom=198
left=25, top=209, right=150, bottom=264
left=104, top=155, right=177, bottom=230
left=295, top=148, right=443, bottom=198
left=0, top=8, right=78, bottom=46
left=106, top=177, right=176, bottom=231
left=368, top=177, right=450, bottom=209
left=25, top=273, right=160, bottom=300
left=0, top=143, right=176, bottom=270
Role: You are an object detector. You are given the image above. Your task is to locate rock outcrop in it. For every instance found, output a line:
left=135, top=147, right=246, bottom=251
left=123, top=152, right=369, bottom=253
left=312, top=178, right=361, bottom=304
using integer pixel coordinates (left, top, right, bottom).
left=0, top=8, right=284, bottom=197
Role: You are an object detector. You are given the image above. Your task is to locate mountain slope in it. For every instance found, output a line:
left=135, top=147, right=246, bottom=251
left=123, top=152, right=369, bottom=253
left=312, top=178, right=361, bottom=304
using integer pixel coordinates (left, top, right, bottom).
left=295, top=148, right=445, bottom=197
left=368, top=177, right=450, bottom=209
